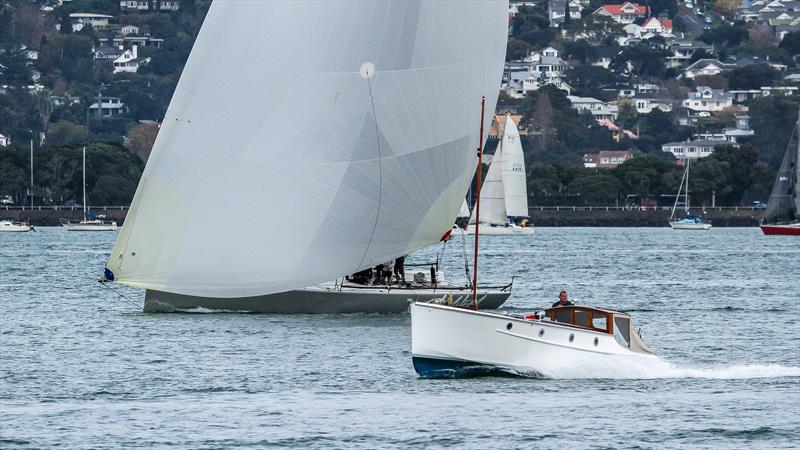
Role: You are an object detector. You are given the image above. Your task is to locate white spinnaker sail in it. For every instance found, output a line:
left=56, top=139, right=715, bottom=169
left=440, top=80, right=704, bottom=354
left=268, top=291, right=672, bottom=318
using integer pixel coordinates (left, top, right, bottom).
left=106, top=1, right=508, bottom=298
left=470, top=142, right=507, bottom=225
left=458, top=199, right=470, bottom=218
left=501, top=115, right=528, bottom=217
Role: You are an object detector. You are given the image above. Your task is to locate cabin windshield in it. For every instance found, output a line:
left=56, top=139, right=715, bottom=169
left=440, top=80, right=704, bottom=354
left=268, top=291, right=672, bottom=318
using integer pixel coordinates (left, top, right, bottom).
left=546, top=306, right=613, bottom=334
left=614, top=316, right=631, bottom=348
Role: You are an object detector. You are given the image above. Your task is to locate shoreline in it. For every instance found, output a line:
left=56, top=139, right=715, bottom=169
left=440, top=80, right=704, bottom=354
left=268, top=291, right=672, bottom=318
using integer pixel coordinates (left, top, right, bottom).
left=2, top=207, right=764, bottom=227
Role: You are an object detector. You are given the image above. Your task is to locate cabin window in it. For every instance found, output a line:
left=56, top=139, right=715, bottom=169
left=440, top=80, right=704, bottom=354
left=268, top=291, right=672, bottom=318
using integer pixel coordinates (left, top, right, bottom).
left=555, top=309, right=570, bottom=323
left=592, top=313, right=607, bottom=331
left=574, top=310, right=591, bottom=328
left=614, top=316, right=631, bottom=348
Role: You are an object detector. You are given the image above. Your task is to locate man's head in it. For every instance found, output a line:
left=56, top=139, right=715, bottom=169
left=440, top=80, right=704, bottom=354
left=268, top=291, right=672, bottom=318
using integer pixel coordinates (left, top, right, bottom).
left=559, top=290, right=569, bottom=304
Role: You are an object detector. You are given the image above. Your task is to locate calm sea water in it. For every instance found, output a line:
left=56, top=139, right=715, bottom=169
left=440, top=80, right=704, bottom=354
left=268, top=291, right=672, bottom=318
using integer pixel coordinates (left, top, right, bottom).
left=1, top=227, right=798, bottom=449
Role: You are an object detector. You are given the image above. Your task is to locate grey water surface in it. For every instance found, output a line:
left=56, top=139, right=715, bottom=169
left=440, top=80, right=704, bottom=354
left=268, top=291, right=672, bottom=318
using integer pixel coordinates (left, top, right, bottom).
left=1, top=227, right=798, bottom=449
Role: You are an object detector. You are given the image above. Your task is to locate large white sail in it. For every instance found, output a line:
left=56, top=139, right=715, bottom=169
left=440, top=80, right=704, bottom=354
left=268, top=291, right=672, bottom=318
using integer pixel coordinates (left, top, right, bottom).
left=106, top=1, right=508, bottom=298
left=470, top=141, right=508, bottom=226
left=500, top=115, right=529, bottom=218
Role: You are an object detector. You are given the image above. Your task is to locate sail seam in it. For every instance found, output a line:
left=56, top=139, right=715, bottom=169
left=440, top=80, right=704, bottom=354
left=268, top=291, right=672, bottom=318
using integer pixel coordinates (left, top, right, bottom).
left=357, top=75, right=384, bottom=269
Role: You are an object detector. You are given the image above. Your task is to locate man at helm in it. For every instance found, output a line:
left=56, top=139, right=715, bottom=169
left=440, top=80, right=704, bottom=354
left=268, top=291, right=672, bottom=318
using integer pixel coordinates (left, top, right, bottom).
left=552, top=290, right=575, bottom=308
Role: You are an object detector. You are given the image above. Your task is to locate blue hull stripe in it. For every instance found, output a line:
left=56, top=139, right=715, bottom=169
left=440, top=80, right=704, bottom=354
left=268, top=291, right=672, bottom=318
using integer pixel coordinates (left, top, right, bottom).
left=412, top=356, right=507, bottom=379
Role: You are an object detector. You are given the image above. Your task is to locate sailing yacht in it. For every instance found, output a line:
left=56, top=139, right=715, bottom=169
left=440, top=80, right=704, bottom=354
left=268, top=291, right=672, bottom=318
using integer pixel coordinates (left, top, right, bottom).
left=101, top=1, right=509, bottom=312
left=668, top=158, right=711, bottom=230
left=61, top=147, right=118, bottom=231
left=466, top=115, right=534, bottom=235
left=760, top=109, right=799, bottom=236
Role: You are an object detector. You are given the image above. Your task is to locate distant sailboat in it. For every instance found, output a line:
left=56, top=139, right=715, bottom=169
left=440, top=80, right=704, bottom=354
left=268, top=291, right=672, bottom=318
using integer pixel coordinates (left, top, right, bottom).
left=457, top=199, right=471, bottom=220
left=102, top=1, right=508, bottom=311
left=760, top=108, right=799, bottom=236
left=61, top=147, right=118, bottom=231
left=467, top=115, right=533, bottom=235
left=668, top=158, right=711, bottom=230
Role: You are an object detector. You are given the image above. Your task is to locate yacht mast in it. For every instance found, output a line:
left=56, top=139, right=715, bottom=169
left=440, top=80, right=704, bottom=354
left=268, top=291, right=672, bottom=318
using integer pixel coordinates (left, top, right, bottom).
left=82, top=147, right=86, bottom=220
left=685, top=158, right=690, bottom=212
left=472, top=97, right=485, bottom=311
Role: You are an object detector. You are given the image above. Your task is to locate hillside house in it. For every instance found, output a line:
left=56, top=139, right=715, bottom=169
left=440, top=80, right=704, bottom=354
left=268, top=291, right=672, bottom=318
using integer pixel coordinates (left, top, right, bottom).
left=682, top=86, right=734, bottom=112
left=89, top=97, right=126, bottom=118
left=666, top=40, right=714, bottom=68
left=681, top=59, right=736, bottom=79
left=120, top=0, right=179, bottom=11
left=583, top=150, right=633, bottom=168
left=0, top=133, right=8, bottom=147
left=593, top=2, right=648, bottom=24
left=662, top=139, right=735, bottom=160
left=113, top=46, right=141, bottom=73
left=632, top=97, right=673, bottom=113
left=65, top=13, right=113, bottom=32
left=548, top=0, right=583, bottom=27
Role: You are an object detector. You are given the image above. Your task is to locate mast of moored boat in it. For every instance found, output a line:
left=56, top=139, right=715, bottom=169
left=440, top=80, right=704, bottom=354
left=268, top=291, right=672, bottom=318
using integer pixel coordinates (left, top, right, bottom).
left=82, top=147, right=87, bottom=221
left=472, top=97, right=485, bottom=311
left=685, top=158, right=690, bottom=212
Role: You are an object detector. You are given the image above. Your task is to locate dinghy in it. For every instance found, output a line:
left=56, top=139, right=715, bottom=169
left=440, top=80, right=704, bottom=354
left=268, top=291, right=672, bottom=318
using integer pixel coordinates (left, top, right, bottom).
left=466, top=115, right=533, bottom=235
left=410, top=302, right=655, bottom=378
left=668, top=158, right=711, bottom=230
left=101, top=1, right=508, bottom=311
left=760, top=108, right=799, bottom=236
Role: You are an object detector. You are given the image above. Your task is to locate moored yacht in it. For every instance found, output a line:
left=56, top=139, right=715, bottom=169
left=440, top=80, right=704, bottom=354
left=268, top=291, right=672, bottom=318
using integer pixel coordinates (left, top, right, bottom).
left=668, top=158, right=711, bottom=230
left=411, top=302, right=655, bottom=378
left=0, top=220, right=33, bottom=232
left=60, top=147, right=118, bottom=232
left=760, top=107, right=799, bottom=236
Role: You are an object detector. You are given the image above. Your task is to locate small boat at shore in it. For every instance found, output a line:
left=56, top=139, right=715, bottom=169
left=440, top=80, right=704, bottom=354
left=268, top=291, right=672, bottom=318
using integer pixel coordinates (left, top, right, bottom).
left=668, top=158, right=711, bottom=230
left=0, top=220, right=33, bottom=232
left=411, top=302, right=655, bottom=378
left=760, top=108, right=799, bottom=236
left=61, top=147, right=117, bottom=232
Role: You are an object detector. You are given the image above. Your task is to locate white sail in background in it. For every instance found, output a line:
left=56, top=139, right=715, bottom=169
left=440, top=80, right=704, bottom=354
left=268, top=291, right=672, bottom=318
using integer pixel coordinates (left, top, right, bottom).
left=106, top=1, right=508, bottom=298
left=500, top=115, right=529, bottom=218
left=470, top=141, right=508, bottom=226
left=457, top=199, right=470, bottom=219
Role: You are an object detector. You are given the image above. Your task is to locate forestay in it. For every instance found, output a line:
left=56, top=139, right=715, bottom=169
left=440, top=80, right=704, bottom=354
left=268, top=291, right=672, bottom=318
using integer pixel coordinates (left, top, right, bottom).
left=105, top=0, right=507, bottom=297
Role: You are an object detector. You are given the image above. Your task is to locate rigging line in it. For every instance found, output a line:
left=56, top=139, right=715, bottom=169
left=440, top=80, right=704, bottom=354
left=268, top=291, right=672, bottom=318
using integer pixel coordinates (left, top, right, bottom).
left=357, top=71, right=385, bottom=269
left=97, top=280, right=142, bottom=310
left=460, top=229, right=472, bottom=288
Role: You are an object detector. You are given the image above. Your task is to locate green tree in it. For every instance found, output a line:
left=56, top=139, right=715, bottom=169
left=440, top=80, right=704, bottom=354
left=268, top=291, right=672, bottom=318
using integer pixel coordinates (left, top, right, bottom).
left=0, top=45, right=33, bottom=87
left=779, top=31, right=800, bottom=55
left=46, top=120, right=89, bottom=146
left=567, top=174, right=622, bottom=204
left=747, top=95, right=799, bottom=169
left=727, top=64, right=780, bottom=90
left=610, top=43, right=669, bottom=78
left=506, top=39, right=532, bottom=61
left=700, top=24, right=749, bottom=48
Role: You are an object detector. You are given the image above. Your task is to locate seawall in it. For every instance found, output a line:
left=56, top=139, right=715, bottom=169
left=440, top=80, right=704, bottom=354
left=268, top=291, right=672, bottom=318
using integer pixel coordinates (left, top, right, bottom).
left=3, top=206, right=765, bottom=227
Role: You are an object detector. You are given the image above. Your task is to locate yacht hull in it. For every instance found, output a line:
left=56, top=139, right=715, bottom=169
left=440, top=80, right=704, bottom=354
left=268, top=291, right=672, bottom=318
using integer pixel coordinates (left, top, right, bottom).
left=668, top=222, right=711, bottom=230
left=62, top=223, right=118, bottom=231
left=0, top=223, right=32, bottom=232
left=410, top=302, right=651, bottom=378
left=465, top=224, right=534, bottom=235
left=143, top=285, right=510, bottom=314
left=760, top=223, right=800, bottom=235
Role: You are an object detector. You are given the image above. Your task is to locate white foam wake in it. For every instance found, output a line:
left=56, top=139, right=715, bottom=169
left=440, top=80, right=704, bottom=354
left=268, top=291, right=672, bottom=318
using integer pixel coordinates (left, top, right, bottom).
left=535, top=354, right=800, bottom=380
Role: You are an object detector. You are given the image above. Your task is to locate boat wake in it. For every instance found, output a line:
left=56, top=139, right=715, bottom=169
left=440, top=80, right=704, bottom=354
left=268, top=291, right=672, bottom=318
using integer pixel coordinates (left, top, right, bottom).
left=529, top=355, right=800, bottom=380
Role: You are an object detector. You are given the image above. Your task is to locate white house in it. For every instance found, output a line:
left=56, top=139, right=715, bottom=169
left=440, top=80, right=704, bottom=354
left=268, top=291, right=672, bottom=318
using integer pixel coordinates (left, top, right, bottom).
left=682, top=86, right=734, bottom=112
left=623, top=16, right=674, bottom=39
left=0, top=133, right=8, bottom=147
left=120, top=25, right=139, bottom=36
left=681, top=59, right=736, bottom=79
left=528, top=47, right=568, bottom=78
left=662, top=139, right=734, bottom=160
left=120, top=0, right=179, bottom=11
left=593, top=2, right=648, bottom=24
left=548, top=0, right=583, bottom=27
left=67, top=13, right=112, bottom=32
left=113, top=46, right=140, bottom=73
left=632, top=97, right=673, bottom=113
left=89, top=97, right=126, bottom=118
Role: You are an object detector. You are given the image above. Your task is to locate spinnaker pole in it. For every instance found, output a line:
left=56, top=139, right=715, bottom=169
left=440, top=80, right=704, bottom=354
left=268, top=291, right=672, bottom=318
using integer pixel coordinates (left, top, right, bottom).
left=472, top=97, right=485, bottom=311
